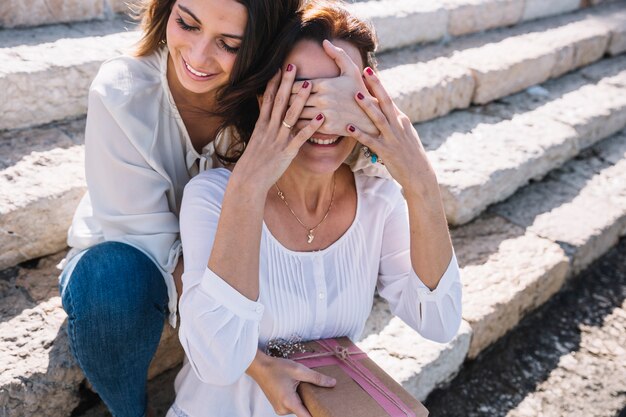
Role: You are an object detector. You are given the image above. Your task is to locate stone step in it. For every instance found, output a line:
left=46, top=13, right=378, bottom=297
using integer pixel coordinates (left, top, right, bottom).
left=356, top=127, right=626, bottom=403
left=424, top=237, right=626, bottom=416
left=349, top=0, right=620, bottom=52
left=2, top=53, right=625, bottom=270
left=2, top=2, right=625, bottom=132
left=421, top=54, right=626, bottom=225
left=11, top=128, right=625, bottom=417
left=0, top=0, right=610, bottom=36
left=0, top=0, right=137, bottom=28
left=0, top=251, right=183, bottom=417
left=379, top=1, right=626, bottom=123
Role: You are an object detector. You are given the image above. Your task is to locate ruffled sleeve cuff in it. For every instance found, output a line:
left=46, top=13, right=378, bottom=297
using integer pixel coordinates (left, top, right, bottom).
left=199, top=267, right=265, bottom=322
left=411, top=251, right=461, bottom=302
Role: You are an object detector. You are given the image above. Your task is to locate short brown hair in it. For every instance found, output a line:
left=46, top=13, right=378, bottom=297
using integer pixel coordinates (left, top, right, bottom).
left=215, top=0, right=378, bottom=163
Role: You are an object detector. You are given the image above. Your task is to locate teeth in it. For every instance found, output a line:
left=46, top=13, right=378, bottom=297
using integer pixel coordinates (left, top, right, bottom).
left=185, top=61, right=209, bottom=77
left=308, top=137, right=339, bottom=145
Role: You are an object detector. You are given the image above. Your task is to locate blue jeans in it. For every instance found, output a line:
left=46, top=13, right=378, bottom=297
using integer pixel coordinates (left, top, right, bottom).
left=59, top=241, right=169, bottom=417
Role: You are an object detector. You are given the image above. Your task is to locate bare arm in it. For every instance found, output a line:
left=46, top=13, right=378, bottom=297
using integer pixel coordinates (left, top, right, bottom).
left=347, top=67, right=453, bottom=289
left=205, top=66, right=323, bottom=300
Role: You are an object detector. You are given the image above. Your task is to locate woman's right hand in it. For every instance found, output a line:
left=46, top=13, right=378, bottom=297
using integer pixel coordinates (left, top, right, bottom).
left=232, top=64, right=325, bottom=191
left=247, top=350, right=336, bottom=417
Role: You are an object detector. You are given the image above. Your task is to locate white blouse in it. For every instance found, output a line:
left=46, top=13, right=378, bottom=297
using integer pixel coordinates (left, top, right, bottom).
left=171, top=168, right=462, bottom=417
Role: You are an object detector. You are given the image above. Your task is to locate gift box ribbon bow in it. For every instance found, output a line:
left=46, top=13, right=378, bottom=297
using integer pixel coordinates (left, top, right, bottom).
left=290, top=339, right=417, bottom=417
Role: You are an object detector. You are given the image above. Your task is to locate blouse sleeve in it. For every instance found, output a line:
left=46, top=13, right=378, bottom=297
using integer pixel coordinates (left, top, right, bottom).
left=178, top=171, right=264, bottom=386
left=84, top=72, right=182, bottom=287
left=376, top=188, right=462, bottom=343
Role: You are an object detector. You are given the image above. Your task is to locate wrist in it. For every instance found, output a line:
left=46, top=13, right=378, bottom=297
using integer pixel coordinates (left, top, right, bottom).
left=228, top=169, right=271, bottom=201
left=246, top=349, right=271, bottom=380
left=400, top=169, right=440, bottom=199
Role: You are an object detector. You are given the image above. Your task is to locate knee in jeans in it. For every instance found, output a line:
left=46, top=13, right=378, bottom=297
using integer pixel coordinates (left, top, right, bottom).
left=63, top=241, right=166, bottom=325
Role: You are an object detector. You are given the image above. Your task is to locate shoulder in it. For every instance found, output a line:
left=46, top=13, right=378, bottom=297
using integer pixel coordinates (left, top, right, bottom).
left=90, top=49, right=164, bottom=104
left=356, top=172, right=404, bottom=210
left=183, top=168, right=232, bottom=205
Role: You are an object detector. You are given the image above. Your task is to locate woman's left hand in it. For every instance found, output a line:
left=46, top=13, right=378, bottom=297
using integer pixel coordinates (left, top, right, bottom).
left=347, top=67, right=439, bottom=194
left=289, top=40, right=379, bottom=137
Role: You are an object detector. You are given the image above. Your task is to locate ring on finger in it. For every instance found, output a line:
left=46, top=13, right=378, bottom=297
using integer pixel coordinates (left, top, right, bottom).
left=282, top=120, right=294, bottom=130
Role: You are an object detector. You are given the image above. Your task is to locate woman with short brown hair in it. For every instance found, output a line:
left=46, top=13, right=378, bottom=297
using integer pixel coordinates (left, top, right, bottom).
left=172, top=2, right=461, bottom=416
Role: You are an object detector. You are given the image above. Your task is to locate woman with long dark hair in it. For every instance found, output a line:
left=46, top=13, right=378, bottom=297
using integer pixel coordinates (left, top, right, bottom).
left=57, top=1, right=377, bottom=416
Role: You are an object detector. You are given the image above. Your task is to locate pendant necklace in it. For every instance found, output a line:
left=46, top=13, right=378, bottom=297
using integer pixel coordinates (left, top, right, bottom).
left=274, top=173, right=336, bottom=244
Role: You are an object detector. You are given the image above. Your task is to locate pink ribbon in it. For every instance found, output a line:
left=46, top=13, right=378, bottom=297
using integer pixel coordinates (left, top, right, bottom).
left=291, top=339, right=416, bottom=417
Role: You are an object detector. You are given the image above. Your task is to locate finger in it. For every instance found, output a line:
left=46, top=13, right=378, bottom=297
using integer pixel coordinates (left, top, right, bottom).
left=362, top=67, right=399, bottom=125
left=260, top=70, right=282, bottom=122
left=323, top=39, right=360, bottom=77
left=346, top=123, right=379, bottom=151
left=291, top=80, right=322, bottom=95
left=298, top=107, right=320, bottom=120
left=270, top=63, right=298, bottom=126
left=291, top=400, right=313, bottom=417
left=282, top=80, right=312, bottom=132
left=355, top=91, right=395, bottom=139
left=296, top=365, right=337, bottom=388
left=290, top=113, right=325, bottom=150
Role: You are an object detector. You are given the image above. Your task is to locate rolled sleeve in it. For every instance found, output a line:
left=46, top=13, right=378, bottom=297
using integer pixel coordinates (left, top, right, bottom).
left=199, top=267, right=265, bottom=322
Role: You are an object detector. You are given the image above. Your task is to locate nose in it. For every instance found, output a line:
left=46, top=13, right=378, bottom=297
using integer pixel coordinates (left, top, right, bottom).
left=187, top=38, right=216, bottom=72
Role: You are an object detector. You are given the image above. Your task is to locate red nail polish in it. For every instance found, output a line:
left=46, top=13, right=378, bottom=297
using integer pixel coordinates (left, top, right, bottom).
left=366, top=67, right=374, bottom=76
left=316, top=114, right=324, bottom=121
left=303, top=81, right=310, bottom=89
left=348, top=125, right=356, bottom=132
left=357, top=92, right=365, bottom=100
left=286, top=64, right=293, bottom=72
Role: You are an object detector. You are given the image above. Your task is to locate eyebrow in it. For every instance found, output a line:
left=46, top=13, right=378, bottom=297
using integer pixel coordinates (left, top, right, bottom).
left=178, top=5, right=201, bottom=24
left=178, top=4, right=244, bottom=40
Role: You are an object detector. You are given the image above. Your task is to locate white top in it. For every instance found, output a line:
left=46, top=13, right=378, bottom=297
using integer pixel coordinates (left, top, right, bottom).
left=170, top=168, right=462, bottom=417
left=62, top=47, right=389, bottom=327
left=63, top=47, right=220, bottom=326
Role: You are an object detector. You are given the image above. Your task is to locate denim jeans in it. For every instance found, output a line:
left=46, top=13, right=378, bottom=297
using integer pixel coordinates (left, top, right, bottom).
left=59, top=241, right=169, bottom=417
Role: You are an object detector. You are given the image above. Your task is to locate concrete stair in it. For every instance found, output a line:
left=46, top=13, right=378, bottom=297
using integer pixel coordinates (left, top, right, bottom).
left=2, top=2, right=625, bottom=131
left=2, top=0, right=626, bottom=416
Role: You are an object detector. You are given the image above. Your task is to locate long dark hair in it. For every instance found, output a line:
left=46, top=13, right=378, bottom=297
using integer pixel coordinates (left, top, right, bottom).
left=134, top=0, right=303, bottom=163
left=215, top=0, right=378, bottom=164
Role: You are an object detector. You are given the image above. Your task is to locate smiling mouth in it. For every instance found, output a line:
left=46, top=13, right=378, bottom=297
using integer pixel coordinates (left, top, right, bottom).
left=183, top=59, right=213, bottom=78
left=308, top=136, right=343, bottom=146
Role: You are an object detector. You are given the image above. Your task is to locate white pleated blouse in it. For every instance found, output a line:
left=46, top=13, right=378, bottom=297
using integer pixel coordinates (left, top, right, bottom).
left=171, top=168, right=462, bottom=417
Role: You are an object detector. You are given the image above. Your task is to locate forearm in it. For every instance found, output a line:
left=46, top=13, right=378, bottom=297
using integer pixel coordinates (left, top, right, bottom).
left=404, top=172, right=453, bottom=291
left=246, top=349, right=270, bottom=380
left=207, top=172, right=268, bottom=301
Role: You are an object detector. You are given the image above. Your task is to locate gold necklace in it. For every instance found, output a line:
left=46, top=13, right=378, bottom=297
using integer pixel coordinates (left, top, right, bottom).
left=274, top=173, right=336, bottom=244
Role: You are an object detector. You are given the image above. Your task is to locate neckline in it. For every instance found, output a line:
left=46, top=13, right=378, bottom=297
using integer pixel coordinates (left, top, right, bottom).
left=212, top=167, right=362, bottom=257
left=158, top=48, right=202, bottom=164
left=262, top=172, right=362, bottom=257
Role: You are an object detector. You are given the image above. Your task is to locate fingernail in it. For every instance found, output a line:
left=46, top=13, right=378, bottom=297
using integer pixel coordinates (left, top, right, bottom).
left=302, top=81, right=310, bottom=89
left=286, top=64, right=293, bottom=72
left=366, top=67, right=374, bottom=76
left=316, top=113, right=324, bottom=121
left=348, top=125, right=356, bottom=132
left=357, top=92, right=365, bottom=100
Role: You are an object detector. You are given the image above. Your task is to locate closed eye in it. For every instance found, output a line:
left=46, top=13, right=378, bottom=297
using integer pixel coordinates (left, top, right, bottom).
left=218, top=39, right=240, bottom=54
left=176, top=16, right=198, bottom=32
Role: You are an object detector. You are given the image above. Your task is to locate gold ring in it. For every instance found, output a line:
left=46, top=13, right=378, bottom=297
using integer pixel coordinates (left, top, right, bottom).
left=282, top=120, right=293, bottom=130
